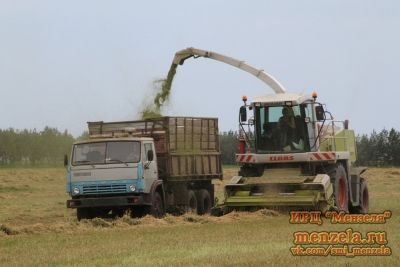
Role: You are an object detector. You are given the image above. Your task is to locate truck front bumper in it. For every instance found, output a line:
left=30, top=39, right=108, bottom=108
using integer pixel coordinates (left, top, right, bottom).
left=66, top=195, right=149, bottom=209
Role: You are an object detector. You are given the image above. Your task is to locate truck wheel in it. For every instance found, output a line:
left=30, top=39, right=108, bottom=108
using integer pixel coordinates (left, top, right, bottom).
left=354, top=179, right=369, bottom=214
left=151, top=191, right=165, bottom=218
left=131, top=207, right=147, bottom=218
left=330, top=165, right=349, bottom=213
left=111, top=209, right=125, bottom=218
left=197, top=189, right=211, bottom=215
left=187, top=190, right=198, bottom=214
left=77, top=208, right=92, bottom=221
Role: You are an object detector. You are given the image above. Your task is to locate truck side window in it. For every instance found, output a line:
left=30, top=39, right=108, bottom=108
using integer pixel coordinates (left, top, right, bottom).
left=144, top=143, right=153, bottom=161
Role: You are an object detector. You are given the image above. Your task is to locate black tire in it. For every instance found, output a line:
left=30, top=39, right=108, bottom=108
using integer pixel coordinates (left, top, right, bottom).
left=329, top=165, right=349, bottom=213
left=131, top=206, right=148, bottom=218
left=151, top=191, right=165, bottom=218
left=77, top=208, right=93, bottom=221
left=197, top=189, right=212, bottom=215
left=353, top=178, right=369, bottom=214
left=187, top=190, right=198, bottom=214
left=110, top=209, right=125, bottom=218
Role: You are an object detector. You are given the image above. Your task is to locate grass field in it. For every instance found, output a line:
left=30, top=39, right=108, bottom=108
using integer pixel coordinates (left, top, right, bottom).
left=0, top=166, right=399, bottom=266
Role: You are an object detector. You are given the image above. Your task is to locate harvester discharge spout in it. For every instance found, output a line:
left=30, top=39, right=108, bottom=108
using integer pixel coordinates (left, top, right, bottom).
left=172, top=47, right=287, bottom=94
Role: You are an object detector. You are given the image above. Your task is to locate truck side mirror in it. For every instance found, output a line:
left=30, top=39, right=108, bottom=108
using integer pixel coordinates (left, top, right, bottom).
left=147, top=150, right=154, bottom=162
left=240, top=106, right=247, bottom=122
left=64, top=154, right=68, bottom=167
left=315, top=105, right=325, bottom=121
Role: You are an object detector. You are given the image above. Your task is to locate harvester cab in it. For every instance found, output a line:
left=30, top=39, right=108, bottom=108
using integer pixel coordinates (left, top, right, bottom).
left=239, top=92, right=325, bottom=154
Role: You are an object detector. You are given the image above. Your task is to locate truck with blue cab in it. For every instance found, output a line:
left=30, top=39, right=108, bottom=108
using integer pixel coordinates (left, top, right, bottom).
left=65, top=117, right=222, bottom=220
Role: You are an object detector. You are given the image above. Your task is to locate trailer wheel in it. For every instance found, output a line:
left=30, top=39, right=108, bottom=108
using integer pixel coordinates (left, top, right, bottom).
left=187, top=190, right=198, bottom=214
left=354, top=179, right=369, bottom=214
left=197, top=189, right=211, bottom=215
left=331, top=165, right=349, bottom=213
left=151, top=191, right=165, bottom=218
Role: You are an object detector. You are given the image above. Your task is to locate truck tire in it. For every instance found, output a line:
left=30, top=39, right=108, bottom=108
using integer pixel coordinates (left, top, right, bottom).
left=131, top=207, right=147, bottom=218
left=330, top=165, right=349, bottom=213
left=111, top=209, right=125, bottom=218
left=353, top=178, right=369, bottom=214
left=197, top=189, right=211, bottom=215
left=187, top=190, right=198, bottom=214
left=151, top=191, right=165, bottom=218
left=77, top=208, right=93, bottom=220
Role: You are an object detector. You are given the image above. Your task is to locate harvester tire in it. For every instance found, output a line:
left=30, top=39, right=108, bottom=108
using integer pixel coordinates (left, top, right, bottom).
left=197, top=189, right=212, bottom=215
left=151, top=191, right=165, bottom=218
left=187, top=190, right=198, bottom=214
left=353, top=178, right=369, bottom=214
left=330, top=165, right=349, bottom=213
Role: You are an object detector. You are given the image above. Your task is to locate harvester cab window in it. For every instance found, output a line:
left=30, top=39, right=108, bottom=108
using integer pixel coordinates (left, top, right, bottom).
left=267, top=106, right=283, bottom=122
left=256, top=105, right=310, bottom=153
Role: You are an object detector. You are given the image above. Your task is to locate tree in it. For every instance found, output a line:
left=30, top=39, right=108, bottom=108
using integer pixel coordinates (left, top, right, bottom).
left=219, top=131, right=239, bottom=165
left=356, top=128, right=400, bottom=166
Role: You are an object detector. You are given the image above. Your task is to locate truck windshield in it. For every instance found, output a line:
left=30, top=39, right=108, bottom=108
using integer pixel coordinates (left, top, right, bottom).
left=72, top=141, right=140, bottom=165
left=255, top=104, right=311, bottom=153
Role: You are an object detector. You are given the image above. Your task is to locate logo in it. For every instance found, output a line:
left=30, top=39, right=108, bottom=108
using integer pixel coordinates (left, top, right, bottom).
left=269, top=155, right=294, bottom=161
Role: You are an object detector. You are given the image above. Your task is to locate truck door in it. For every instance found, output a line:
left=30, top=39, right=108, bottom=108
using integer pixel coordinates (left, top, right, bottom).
left=143, top=143, right=158, bottom=192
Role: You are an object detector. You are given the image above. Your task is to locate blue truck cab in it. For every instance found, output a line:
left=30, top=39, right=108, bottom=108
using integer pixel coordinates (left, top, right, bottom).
left=66, top=136, right=162, bottom=219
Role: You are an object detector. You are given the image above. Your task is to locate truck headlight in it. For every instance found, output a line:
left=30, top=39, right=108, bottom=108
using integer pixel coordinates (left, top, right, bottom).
left=129, top=185, right=136, bottom=192
left=73, top=187, right=80, bottom=195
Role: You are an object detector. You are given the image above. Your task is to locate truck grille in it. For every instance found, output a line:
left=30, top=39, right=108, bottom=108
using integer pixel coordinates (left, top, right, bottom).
left=82, top=183, right=127, bottom=194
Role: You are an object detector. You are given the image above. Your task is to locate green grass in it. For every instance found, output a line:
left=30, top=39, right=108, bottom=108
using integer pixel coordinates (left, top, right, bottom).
left=0, top=166, right=399, bottom=266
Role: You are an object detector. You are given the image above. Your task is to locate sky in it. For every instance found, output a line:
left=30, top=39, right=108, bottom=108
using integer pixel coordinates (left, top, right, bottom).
left=0, top=1, right=399, bottom=136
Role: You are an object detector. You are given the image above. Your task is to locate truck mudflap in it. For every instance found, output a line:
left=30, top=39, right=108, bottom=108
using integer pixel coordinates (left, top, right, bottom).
left=67, top=195, right=150, bottom=209
left=219, top=174, right=335, bottom=213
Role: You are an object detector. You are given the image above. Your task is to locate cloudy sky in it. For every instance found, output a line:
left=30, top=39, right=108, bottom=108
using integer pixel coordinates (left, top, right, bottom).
left=0, top=1, right=399, bottom=136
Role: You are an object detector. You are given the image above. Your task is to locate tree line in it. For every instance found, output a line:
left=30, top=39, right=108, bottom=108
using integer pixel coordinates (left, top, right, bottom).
left=0, top=127, right=74, bottom=166
left=356, top=128, right=400, bottom=166
left=0, top=127, right=398, bottom=167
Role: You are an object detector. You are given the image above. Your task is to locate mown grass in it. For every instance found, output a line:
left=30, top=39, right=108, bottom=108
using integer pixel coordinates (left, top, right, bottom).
left=0, top=166, right=399, bottom=266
